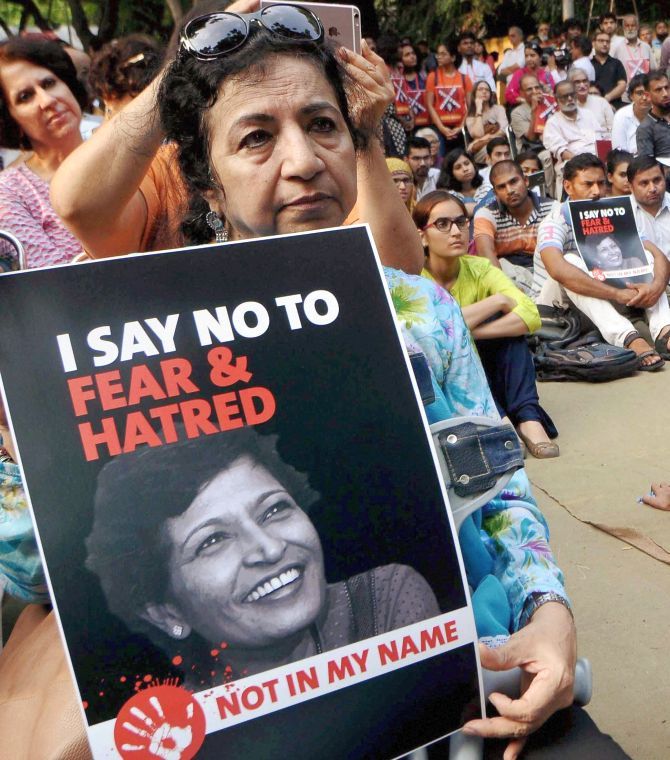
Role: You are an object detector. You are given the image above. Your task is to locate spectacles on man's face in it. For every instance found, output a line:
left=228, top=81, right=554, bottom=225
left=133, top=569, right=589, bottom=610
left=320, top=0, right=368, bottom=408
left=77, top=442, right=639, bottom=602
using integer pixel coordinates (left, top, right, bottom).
left=423, top=216, right=469, bottom=232
left=557, top=90, right=576, bottom=102
left=180, top=5, right=323, bottom=60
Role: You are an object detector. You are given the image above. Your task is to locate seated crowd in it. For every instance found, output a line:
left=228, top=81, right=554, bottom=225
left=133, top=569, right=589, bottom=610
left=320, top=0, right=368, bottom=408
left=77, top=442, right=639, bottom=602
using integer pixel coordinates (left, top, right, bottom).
left=1, top=3, right=669, bottom=758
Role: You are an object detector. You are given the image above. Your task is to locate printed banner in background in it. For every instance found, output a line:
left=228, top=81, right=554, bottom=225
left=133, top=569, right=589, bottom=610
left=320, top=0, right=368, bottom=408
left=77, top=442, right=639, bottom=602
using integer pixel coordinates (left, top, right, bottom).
left=0, top=226, right=482, bottom=759
left=568, top=195, right=653, bottom=289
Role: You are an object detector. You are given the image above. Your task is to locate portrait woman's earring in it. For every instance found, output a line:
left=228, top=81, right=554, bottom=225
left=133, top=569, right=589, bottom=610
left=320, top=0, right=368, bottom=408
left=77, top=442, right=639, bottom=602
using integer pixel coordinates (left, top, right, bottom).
left=172, top=624, right=184, bottom=638
left=205, top=211, right=228, bottom=243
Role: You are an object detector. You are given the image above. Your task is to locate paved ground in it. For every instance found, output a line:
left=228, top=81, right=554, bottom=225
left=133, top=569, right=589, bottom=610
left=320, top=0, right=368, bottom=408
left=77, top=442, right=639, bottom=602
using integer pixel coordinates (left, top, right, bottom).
left=526, top=372, right=670, bottom=760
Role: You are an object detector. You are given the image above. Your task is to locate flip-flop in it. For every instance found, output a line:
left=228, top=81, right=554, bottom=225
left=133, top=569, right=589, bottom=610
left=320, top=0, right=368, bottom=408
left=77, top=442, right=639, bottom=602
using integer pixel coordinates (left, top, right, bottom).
left=636, top=349, right=665, bottom=372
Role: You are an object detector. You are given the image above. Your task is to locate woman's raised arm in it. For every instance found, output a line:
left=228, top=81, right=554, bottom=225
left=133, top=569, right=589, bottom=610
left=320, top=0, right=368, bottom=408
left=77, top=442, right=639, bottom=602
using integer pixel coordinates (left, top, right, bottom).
left=51, top=0, right=260, bottom=258
left=50, top=75, right=163, bottom=258
left=341, top=42, right=424, bottom=274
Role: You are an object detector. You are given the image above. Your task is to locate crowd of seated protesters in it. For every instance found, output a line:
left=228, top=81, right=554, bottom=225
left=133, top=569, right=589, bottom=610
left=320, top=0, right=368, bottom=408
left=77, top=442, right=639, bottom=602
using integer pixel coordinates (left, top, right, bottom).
left=4, top=6, right=670, bottom=758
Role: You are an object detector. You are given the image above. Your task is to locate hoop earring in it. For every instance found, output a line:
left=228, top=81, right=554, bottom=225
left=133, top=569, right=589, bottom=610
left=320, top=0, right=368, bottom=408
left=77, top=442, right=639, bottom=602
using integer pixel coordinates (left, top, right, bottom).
left=205, top=210, right=228, bottom=243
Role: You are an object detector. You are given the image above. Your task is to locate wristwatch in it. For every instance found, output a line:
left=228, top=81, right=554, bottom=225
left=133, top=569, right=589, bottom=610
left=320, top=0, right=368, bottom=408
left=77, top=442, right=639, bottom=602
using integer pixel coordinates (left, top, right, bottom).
left=520, top=591, right=573, bottom=628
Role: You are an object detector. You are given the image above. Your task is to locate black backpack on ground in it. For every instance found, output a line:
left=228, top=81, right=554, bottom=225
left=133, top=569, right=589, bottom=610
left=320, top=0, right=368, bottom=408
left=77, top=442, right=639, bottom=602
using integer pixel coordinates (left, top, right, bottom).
left=528, top=304, right=640, bottom=382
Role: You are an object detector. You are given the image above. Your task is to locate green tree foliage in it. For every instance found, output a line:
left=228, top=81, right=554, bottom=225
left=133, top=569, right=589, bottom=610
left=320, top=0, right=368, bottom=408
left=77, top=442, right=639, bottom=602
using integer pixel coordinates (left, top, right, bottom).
left=375, top=0, right=668, bottom=44
left=2, top=0, right=667, bottom=50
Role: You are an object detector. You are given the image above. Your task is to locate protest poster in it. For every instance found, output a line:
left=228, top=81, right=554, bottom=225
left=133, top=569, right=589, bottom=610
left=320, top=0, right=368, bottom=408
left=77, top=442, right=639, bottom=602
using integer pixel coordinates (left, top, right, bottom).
left=568, top=195, right=653, bottom=289
left=0, top=226, right=483, bottom=759
left=531, top=94, right=557, bottom=136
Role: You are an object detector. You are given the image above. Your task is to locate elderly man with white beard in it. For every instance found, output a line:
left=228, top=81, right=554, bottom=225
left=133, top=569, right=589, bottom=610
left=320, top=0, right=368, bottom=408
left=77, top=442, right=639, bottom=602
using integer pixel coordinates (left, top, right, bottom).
left=542, top=80, right=599, bottom=197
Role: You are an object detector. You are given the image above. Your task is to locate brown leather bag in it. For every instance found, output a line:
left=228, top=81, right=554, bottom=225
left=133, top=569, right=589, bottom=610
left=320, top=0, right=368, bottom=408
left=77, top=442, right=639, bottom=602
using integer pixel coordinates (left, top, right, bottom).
left=0, top=606, right=91, bottom=759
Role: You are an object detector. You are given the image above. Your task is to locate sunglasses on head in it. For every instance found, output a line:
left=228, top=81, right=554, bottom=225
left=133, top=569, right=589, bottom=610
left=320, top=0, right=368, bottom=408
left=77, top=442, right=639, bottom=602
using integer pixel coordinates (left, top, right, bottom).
left=180, top=4, right=324, bottom=61
left=423, top=215, right=469, bottom=232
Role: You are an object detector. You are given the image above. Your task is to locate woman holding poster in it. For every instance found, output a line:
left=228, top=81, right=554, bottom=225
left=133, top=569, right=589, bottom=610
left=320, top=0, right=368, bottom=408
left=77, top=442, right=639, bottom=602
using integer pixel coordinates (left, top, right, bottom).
left=45, top=3, right=579, bottom=754
left=86, top=428, right=440, bottom=686
left=154, top=13, right=576, bottom=753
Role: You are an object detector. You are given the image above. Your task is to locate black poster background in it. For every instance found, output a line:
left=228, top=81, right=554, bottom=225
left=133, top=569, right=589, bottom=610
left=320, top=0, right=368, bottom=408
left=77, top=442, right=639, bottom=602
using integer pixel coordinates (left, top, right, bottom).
left=0, top=227, right=478, bottom=758
left=568, top=196, right=653, bottom=289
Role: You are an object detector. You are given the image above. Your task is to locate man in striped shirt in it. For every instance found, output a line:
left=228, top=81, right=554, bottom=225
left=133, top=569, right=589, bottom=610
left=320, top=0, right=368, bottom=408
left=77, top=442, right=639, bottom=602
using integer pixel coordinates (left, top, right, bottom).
left=473, top=160, right=554, bottom=291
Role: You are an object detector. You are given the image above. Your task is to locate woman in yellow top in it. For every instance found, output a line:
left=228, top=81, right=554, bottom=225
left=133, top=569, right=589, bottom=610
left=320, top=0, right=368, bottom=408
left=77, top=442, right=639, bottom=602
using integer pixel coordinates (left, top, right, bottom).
left=414, top=189, right=559, bottom=458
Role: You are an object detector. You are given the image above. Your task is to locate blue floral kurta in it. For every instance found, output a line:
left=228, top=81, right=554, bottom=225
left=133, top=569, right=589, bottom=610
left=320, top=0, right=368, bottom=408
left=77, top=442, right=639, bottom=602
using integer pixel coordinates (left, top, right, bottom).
left=385, top=267, right=568, bottom=635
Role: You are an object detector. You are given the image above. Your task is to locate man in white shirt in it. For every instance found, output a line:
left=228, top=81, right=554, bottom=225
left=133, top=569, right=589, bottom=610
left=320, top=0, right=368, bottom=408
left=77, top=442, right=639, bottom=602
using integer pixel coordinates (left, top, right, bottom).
left=615, top=14, right=655, bottom=85
left=569, top=68, right=614, bottom=137
left=599, top=12, right=625, bottom=55
left=611, top=74, right=651, bottom=152
left=630, top=155, right=670, bottom=259
left=569, top=36, right=596, bottom=81
left=498, top=26, right=525, bottom=83
left=543, top=81, right=599, bottom=196
left=457, top=31, right=495, bottom=92
left=533, top=153, right=670, bottom=367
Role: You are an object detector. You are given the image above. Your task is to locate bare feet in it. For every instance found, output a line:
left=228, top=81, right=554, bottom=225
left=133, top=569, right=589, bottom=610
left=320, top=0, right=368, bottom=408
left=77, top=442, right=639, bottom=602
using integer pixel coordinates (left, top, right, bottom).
left=627, top=337, right=664, bottom=370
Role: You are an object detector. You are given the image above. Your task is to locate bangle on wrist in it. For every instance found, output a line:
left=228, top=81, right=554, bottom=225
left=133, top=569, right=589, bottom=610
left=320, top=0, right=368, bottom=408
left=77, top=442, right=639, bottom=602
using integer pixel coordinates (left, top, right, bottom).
left=520, top=591, right=573, bottom=627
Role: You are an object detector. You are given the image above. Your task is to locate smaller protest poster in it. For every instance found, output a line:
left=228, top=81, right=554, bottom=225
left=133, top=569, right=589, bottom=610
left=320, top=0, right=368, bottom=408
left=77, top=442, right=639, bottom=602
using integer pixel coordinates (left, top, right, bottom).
left=568, top=195, right=653, bottom=289
left=532, top=94, right=557, bottom=135
left=0, top=226, right=483, bottom=760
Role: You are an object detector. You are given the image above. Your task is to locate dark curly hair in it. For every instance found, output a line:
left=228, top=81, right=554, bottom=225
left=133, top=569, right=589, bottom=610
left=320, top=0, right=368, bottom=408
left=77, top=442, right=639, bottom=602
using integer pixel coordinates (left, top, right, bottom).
left=158, top=26, right=369, bottom=244
left=437, top=148, right=483, bottom=193
left=86, top=427, right=319, bottom=637
left=0, top=37, right=88, bottom=149
left=88, top=34, right=163, bottom=103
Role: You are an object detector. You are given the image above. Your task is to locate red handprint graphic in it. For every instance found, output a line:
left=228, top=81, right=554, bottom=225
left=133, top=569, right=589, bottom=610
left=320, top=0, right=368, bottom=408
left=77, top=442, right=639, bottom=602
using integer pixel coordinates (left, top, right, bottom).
left=114, top=685, right=206, bottom=760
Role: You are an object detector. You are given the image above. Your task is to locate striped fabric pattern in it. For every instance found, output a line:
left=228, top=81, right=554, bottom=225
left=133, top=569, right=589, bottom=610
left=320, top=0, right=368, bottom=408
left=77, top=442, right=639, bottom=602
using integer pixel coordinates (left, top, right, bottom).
left=473, top=193, right=555, bottom=260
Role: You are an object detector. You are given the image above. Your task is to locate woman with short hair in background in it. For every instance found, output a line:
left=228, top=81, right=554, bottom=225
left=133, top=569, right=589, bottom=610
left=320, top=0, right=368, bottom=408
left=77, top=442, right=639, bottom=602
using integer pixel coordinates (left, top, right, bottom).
left=0, top=37, right=87, bottom=267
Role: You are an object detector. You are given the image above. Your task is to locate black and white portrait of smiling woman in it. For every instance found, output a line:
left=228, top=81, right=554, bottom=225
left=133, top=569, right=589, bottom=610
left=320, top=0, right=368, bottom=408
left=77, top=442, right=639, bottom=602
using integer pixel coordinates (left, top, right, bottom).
left=85, top=428, right=440, bottom=688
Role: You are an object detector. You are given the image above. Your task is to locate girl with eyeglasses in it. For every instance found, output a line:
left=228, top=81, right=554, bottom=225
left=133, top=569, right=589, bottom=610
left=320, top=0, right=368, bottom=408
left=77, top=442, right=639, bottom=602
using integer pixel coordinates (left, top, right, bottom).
left=414, top=190, right=559, bottom=459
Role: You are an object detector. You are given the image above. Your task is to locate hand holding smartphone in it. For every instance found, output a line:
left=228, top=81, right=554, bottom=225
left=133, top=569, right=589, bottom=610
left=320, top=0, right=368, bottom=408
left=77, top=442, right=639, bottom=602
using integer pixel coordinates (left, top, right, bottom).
left=260, top=1, right=362, bottom=54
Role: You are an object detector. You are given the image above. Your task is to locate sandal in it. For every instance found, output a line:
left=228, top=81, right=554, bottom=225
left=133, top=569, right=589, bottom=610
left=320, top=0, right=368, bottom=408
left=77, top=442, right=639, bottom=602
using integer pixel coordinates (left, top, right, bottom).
left=636, top=349, right=665, bottom=372
left=624, top=332, right=666, bottom=372
left=517, top=431, right=560, bottom=459
left=654, top=331, right=670, bottom=361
